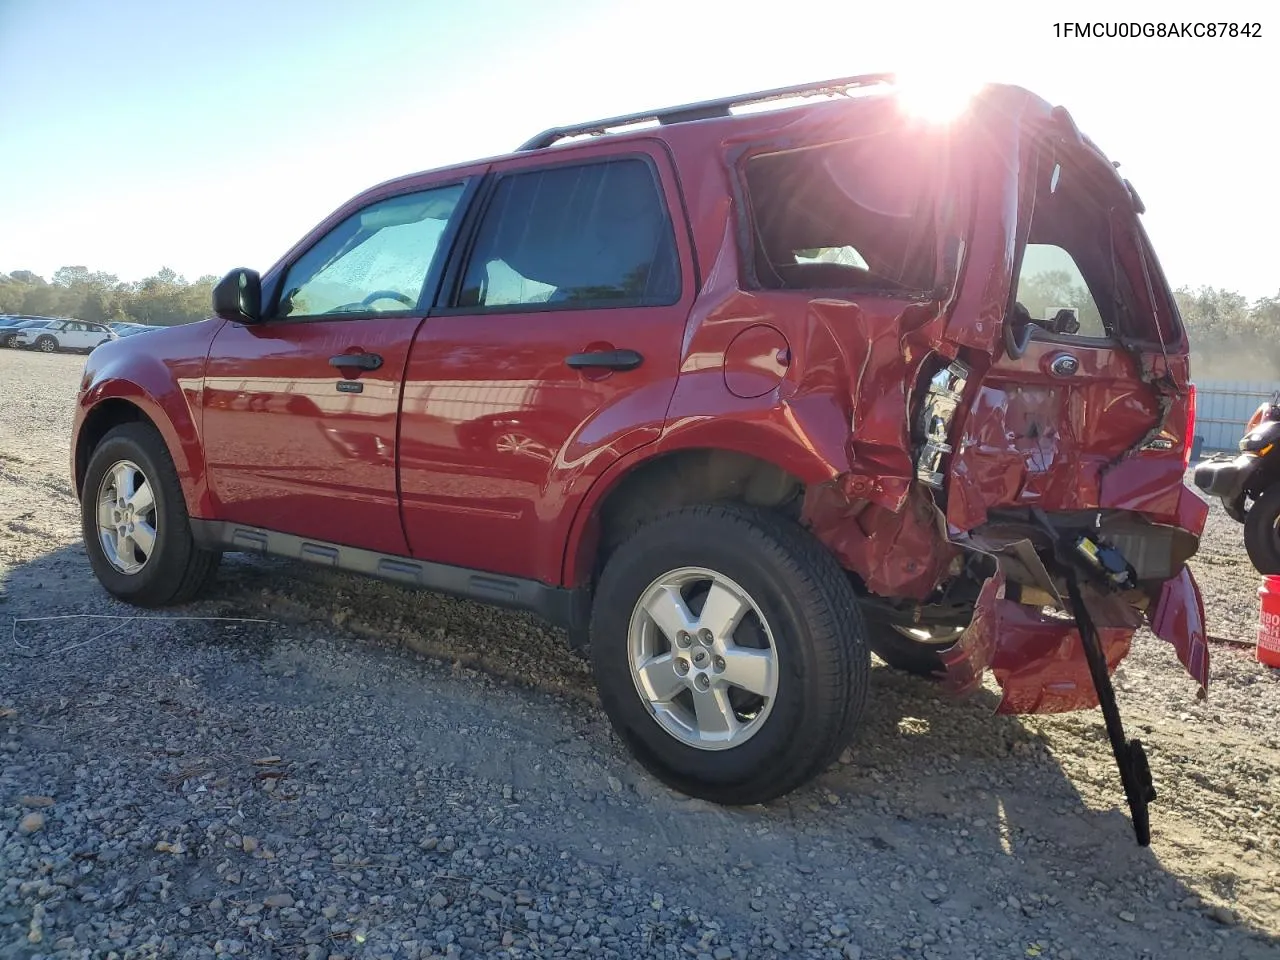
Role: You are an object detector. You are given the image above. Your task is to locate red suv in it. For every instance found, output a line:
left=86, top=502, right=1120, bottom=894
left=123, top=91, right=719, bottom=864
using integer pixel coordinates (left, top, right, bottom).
left=72, top=75, right=1208, bottom=832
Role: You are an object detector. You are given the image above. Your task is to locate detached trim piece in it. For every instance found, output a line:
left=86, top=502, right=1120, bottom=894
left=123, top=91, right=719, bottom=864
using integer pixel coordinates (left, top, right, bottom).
left=190, top=520, right=588, bottom=641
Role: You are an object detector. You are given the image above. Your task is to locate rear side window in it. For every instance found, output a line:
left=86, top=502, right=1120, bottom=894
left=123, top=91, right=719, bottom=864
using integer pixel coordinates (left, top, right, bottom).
left=456, top=158, right=679, bottom=310
left=743, top=135, right=940, bottom=294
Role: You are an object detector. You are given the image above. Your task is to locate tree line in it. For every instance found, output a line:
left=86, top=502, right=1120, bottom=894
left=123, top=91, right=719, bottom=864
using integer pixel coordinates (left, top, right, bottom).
left=1, top=266, right=1277, bottom=378
left=0, top=266, right=218, bottom=327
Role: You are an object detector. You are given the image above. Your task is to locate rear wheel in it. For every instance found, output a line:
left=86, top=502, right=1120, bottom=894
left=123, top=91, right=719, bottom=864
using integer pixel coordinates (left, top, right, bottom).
left=81, top=422, right=220, bottom=606
left=1244, top=483, right=1280, bottom=574
left=590, top=503, right=869, bottom=805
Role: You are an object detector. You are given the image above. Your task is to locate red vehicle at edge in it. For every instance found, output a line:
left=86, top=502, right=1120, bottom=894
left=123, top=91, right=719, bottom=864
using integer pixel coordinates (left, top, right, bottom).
left=71, top=75, right=1207, bottom=840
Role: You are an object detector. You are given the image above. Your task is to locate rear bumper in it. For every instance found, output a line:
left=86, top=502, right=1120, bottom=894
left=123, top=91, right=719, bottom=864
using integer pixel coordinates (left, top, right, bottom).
left=1192, top=453, right=1255, bottom=520
left=938, top=518, right=1209, bottom=714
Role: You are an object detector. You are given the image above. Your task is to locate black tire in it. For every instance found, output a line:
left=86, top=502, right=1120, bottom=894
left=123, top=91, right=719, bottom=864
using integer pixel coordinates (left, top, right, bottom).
left=81, top=422, right=221, bottom=606
left=36, top=335, right=58, bottom=353
left=863, top=619, right=964, bottom=678
left=590, top=502, right=870, bottom=805
left=1244, top=484, right=1280, bottom=574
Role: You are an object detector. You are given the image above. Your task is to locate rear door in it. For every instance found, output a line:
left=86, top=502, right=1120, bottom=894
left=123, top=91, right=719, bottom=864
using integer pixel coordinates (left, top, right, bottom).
left=201, top=179, right=474, bottom=555
left=398, top=143, right=695, bottom=583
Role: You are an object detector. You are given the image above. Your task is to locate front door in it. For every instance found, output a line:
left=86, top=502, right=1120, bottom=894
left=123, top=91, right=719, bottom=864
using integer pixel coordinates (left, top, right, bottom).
left=201, top=181, right=470, bottom=555
left=398, top=148, right=694, bottom=583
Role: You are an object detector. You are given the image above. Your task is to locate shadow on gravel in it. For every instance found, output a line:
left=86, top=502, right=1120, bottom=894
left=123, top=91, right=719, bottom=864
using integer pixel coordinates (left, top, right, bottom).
left=4, top=542, right=1278, bottom=959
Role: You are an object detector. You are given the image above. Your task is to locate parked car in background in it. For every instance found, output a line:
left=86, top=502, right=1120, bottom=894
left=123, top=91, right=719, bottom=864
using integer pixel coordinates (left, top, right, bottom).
left=70, top=75, right=1206, bottom=841
left=15, top=318, right=117, bottom=353
left=0, top=317, right=55, bottom=348
left=111, top=322, right=159, bottom=338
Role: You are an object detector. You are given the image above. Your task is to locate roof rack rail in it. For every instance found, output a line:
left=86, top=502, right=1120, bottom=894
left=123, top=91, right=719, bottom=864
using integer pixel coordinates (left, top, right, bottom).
left=517, top=72, right=896, bottom=151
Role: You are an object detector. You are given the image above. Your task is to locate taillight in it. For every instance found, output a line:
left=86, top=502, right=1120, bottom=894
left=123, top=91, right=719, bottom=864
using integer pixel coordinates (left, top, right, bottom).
left=1183, top=384, right=1197, bottom=469
left=1246, top=400, right=1269, bottom=434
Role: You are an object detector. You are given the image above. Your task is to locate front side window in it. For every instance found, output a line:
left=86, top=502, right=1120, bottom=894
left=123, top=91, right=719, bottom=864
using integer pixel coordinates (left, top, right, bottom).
left=456, top=158, right=679, bottom=310
left=277, top=183, right=466, bottom=319
left=743, top=133, right=942, bottom=293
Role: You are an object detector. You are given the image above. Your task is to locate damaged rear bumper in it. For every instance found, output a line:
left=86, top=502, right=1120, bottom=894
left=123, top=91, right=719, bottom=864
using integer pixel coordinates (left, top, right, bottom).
left=937, top=544, right=1209, bottom=715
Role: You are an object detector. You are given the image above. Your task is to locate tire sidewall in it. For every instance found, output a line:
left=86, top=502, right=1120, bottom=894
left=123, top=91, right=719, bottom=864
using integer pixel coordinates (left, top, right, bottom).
left=81, top=427, right=189, bottom=600
left=1245, top=484, right=1280, bottom=574
left=591, top=517, right=839, bottom=789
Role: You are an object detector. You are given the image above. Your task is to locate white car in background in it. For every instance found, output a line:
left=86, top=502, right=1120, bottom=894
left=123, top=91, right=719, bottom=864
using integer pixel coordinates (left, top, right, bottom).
left=14, top=319, right=118, bottom=354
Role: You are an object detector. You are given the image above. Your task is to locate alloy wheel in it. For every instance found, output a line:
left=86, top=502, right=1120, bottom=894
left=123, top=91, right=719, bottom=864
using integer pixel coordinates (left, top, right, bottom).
left=627, top=566, right=779, bottom=750
left=890, top=624, right=967, bottom=646
left=95, top=459, right=158, bottom=575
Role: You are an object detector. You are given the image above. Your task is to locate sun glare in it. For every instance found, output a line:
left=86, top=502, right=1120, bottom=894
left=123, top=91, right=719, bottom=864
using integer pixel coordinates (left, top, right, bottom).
left=895, top=71, right=983, bottom=123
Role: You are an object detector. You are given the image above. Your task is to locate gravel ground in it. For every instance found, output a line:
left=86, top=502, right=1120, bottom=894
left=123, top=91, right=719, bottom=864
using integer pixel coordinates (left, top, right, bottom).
left=1, top=347, right=1278, bottom=960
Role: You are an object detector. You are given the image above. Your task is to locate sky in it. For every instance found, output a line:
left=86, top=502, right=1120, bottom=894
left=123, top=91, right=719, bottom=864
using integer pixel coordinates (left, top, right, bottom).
left=0, top=0, right=1275, bottom=300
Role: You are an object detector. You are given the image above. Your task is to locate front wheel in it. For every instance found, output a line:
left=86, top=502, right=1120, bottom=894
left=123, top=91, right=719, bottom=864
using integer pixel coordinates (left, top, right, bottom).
left=81, top=422, right=221, bottom=606
left=1244, top=484, right=1280, bottom=574
left=590, top=503, right=870, bottom=805
left=36, top=336, right=58, bottom=353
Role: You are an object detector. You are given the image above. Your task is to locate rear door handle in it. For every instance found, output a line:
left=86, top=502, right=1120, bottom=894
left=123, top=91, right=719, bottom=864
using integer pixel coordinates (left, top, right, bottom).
left=329, top=352, right=383, bottom=371
left=564, top=349, right=643, bottom=371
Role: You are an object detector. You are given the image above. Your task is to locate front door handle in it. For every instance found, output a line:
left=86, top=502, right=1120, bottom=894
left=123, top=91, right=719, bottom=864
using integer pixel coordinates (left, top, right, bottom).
left=565, top=349, right=643, bottom=371
left=329, top=352, right=383, bottom=372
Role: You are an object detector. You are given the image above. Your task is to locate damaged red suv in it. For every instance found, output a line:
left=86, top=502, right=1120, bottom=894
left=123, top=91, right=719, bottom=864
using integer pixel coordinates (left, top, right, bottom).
left=72, top=75, right=1207, bottom=842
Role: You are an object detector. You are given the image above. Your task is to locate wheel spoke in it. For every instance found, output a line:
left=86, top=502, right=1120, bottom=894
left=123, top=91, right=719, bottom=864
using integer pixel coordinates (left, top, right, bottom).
left=97, top=497, right=116, bottom=532
left=111, top=463, right=137, bottom=502
left=696, top=581, right=750, bottom=640
left=635, top=653, right=685, bottom=703
left=719, top=646, right=777, bottom=698
left=642, top=585, right=696, bottom=645
left=692, top=686, right=738, bottom=739
left=128, top=481, right=154, bottom=515
left=131, top=520, right=157, bottom=557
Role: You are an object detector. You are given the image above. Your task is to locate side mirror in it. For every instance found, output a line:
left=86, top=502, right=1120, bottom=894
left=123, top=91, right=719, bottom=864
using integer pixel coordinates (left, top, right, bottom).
left=212, top=268, right=262, bottom=324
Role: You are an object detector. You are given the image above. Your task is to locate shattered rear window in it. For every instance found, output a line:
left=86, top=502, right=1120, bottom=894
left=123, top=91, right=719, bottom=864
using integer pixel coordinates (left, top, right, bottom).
left=743, top=134, right=940, bottom=293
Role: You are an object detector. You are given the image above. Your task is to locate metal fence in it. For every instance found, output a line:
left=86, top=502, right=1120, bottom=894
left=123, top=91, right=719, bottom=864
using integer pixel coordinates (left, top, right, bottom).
left=1194, top=379, right=1280, bottom=452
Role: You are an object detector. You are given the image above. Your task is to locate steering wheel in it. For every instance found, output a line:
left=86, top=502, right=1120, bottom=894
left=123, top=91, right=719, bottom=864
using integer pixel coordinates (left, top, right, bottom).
left=324, top=290, right=416, bottom=315
left=362, top=290, right=414, bottom=307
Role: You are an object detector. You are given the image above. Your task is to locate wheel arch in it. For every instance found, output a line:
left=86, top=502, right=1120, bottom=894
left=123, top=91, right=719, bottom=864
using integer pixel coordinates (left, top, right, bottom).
left=75, top=398, right=154, bottom=496
left=74, top=384, right=213, bottom=518
left=561, top=441, right=816, bottom=591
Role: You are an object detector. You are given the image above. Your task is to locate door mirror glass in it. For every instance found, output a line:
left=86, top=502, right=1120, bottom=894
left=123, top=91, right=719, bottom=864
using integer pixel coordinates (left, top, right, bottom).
left=212, top=268, right=263, bottom=324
